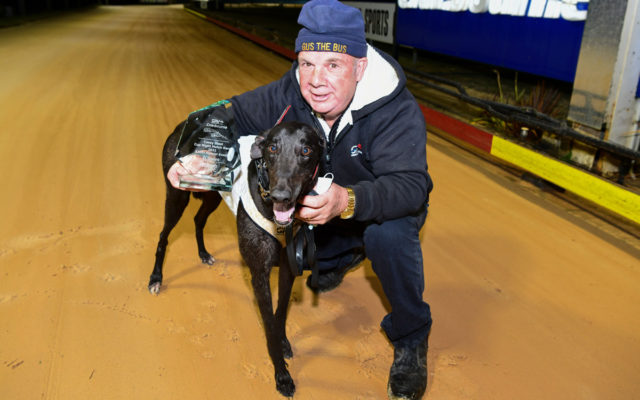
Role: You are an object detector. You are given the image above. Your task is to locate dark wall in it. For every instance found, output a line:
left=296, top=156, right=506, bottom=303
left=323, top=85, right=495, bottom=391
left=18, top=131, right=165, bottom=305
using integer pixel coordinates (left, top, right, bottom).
left=2, top=0, right=104, bottom=17
left=1, top=0, right=186, bottom=19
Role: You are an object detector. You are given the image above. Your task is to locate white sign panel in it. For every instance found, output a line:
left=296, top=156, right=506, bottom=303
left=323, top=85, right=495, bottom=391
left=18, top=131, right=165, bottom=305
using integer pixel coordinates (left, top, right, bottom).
left=345, top=2, right=397, bottom=44
left=397, top=0, right=589, bottom=22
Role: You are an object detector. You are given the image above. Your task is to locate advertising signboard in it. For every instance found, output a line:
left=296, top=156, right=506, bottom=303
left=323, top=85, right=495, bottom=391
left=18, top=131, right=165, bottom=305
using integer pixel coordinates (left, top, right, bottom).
left=396, top=0, right=590, bottom=82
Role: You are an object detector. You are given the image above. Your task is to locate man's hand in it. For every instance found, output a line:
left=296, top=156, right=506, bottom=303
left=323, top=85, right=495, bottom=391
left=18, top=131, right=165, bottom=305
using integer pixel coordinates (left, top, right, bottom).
left=166, top=161, right=207, bottom=192
left=296, top=183, right=349, bottom=225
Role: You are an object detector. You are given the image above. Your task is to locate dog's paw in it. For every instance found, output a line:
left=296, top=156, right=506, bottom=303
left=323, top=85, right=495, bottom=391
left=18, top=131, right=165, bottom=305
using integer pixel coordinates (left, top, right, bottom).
left=199, top=251, right=215, bottom=266
left=148, top=274, right=162, bottom=295
left=275, top=370, right=295, bottom=397
left=282, top=337, right=293, bottom=359
left=148, top=282, right=161, bottom=295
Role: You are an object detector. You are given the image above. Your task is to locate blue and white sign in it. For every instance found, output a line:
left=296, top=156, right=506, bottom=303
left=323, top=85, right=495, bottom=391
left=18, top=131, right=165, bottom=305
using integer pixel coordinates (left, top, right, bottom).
left=398, top=0, right=589, bottom=21
left=396, top=0, right=590, bottom=81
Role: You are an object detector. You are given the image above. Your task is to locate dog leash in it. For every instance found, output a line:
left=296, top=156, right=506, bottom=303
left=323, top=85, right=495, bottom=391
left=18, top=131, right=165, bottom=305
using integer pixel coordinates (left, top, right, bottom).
left=285, top=223, right=318, bottom=287
left=283, top=172, right=332, bottom=286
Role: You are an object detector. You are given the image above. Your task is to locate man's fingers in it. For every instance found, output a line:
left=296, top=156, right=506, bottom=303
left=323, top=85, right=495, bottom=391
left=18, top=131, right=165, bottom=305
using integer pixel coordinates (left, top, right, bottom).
left=167, top=162, right=209, bottom=192
left=167, top=163, right=182, bottom=188
left=298, top=193, right=325, bottom=209
left=297, top=183, right=348, bottom=224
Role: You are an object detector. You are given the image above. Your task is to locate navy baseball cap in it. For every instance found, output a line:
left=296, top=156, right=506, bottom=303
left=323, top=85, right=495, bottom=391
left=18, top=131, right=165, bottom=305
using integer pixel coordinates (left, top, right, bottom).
left=294, top=0, right=367, bottom=58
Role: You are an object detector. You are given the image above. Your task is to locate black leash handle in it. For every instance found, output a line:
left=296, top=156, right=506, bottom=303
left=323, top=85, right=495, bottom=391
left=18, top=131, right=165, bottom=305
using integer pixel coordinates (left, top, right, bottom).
left=285, top=224, right=298, bottom=277
left=305, top=225, right=318, bottom=289
left=284, top=223, right=318, bottom=289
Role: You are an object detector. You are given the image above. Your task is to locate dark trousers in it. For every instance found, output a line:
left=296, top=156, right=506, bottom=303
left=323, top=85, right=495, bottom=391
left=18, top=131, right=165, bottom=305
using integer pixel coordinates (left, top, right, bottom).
left=313, top=205, right=432, bottom=347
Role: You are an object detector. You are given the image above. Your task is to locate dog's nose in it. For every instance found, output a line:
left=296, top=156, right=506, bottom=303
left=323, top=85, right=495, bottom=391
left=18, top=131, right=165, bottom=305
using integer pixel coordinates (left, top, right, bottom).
left=270, top=188, right=292, bottom=204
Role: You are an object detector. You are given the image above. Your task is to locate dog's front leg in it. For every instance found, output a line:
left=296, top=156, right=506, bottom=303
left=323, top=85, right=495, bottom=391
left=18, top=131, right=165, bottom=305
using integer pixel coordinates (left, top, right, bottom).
left=276, top=250, right=295, bottom=359
left=250, top=259, right=296, bottom=397
left=237, top=204, right=296, bottom=397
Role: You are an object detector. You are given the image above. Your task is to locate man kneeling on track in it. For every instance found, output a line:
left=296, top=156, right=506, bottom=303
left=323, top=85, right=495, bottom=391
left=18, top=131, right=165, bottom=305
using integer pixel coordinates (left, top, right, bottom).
left=168, top=0, right=434, bottom=398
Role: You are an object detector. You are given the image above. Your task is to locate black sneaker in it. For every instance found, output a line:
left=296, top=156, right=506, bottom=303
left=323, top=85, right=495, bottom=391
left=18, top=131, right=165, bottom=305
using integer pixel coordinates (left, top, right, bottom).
left=387, top=338, right=428, bottom=400
left=306, top=250, right=365, bottom=293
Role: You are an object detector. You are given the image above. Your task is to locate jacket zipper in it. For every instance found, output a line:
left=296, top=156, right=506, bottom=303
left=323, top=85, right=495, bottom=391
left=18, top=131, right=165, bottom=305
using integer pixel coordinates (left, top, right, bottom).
left=308, top=116, right=333, bottom=171
left=306, top=106, right=349, bottom=173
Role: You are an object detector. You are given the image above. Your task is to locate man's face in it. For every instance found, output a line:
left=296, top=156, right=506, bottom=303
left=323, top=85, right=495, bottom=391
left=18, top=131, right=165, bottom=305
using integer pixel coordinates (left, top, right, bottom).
left=298, top=51, right=367, bottom=126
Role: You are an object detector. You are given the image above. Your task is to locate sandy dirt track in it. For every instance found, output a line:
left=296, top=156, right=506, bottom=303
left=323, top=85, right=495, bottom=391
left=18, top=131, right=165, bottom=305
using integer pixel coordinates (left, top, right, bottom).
left=1, top=5, right=639, bottom=399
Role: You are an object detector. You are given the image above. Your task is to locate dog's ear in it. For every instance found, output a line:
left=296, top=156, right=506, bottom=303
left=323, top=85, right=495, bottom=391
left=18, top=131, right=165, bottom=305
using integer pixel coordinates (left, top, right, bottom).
left=318, top=135, right=326, bottom=149
left=250, top=135, right=265, bottom=160
left=307, top=125, right=326, bottom=149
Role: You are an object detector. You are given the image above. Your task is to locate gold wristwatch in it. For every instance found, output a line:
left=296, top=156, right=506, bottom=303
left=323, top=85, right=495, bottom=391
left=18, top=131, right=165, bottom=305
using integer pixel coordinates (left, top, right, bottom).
left=340, top=187, right=356, bottom=219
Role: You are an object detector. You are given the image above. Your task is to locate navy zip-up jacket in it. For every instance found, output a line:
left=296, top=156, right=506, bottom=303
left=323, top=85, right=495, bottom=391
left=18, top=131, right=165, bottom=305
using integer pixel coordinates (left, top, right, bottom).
left=231, top=46, right=433, bottom=224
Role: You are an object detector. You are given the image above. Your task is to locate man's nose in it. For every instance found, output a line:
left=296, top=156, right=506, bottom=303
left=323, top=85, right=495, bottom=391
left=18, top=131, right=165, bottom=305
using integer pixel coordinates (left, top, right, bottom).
left=310, top=67, right=326, bottom=86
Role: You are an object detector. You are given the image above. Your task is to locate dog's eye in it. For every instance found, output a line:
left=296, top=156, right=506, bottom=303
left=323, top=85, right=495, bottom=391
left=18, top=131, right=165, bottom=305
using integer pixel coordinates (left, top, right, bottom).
left=301, top=146, right=311, bottom=156
left=269, top=144, right=277, bottom=153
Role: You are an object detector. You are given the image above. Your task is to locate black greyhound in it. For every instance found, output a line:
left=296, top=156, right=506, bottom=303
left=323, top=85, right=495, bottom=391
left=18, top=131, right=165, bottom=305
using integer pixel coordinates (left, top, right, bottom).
left=149, top=121, right=325, bottom=397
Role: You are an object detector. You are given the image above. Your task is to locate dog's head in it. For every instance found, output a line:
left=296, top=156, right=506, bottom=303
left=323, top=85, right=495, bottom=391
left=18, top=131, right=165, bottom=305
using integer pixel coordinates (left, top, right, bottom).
left=251, top=121, right=325, bottom=226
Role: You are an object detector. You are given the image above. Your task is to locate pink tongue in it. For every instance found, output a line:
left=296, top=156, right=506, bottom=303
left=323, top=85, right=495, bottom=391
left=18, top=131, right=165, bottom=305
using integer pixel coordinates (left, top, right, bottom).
left=273, top=207, right=295, bottom=223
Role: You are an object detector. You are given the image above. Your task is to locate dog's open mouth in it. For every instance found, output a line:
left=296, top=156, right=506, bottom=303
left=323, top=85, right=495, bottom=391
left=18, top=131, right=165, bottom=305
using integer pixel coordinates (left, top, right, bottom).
left=273, top=203, right=295, bottom=226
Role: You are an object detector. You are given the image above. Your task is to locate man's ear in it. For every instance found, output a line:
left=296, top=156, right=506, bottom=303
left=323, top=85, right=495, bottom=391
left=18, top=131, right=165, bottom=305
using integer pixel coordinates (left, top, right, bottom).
left=250, top=136, right=265, bottom=160
left=355, top=57, right=368, bottom=82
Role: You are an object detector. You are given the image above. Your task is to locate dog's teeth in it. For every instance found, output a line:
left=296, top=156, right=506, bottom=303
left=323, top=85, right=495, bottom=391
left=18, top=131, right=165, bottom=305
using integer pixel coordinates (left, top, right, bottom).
left=273, top=206, right=295, bottom=224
